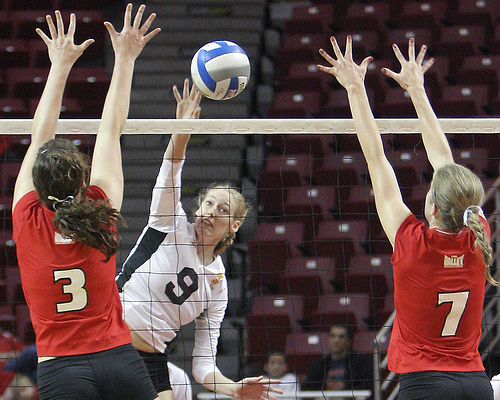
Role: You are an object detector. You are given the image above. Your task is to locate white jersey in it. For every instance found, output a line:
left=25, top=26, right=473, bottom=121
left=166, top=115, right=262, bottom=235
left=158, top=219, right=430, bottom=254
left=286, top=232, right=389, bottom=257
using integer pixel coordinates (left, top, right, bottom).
left=168, top=362, right=192, bottom=400
left=491, top=374, right=500, bottom=400
left=117, top=158, right=227, bottom=384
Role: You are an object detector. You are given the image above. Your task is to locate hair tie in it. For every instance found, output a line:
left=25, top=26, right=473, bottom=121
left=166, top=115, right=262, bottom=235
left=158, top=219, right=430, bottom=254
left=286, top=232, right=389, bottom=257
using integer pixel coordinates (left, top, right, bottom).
left=47, top=195, right=74, bottom=211
left=463, top=205, right=482, bottom=227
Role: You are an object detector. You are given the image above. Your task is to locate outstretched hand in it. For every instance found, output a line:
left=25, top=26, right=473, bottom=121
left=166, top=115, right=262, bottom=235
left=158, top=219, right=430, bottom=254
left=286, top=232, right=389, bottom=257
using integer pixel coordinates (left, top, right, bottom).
left=317, top=36, right=372, bottom=91
left=104, top=3, right=160, bottom=62
left=173, top=78, right=202, bottom=119
left=381, top=38, right=434, bottom=91
left=233, top=376, right=283, bottom=400
left=36, top=11, right=94, bottom=68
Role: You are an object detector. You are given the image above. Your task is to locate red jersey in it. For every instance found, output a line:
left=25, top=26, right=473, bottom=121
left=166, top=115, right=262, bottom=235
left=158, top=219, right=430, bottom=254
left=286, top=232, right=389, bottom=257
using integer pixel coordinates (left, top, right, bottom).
left=12, top=187, right=131, bottom=357
left=389, top=214, right=488, bottom=373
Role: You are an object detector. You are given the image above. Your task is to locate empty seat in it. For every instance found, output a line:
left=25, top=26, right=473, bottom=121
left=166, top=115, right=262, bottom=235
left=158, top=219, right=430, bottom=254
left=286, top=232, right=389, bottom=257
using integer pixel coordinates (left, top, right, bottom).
left=448, top=0, right=499, bottom=38
left=0, top=162, right=21, bottom=192
left=0, top=11, right=13, bottom=39
left=5, top=266, right=23, bottom=312
left=284, top=3, right=334, bottom=35
left=14, top=304, right=34, bottom=344
left=394, top=1, right=447, bottom=41
left=280, top=61, right=333, bottom=97
left=268, top=90, right=322, bottom=117
left=314, top=151, right=367, bottom=197
left=378, top=28, right=434, bottom=59
left=258, top=154, right=315, bottom=215
left=374, top=292, right=395, bottom=329
left=8, top=0, right=53, bottom=10
left=28, top=97, right=84, bottom=118
left=0, top=98, right=29, bottom=118
left=274, top=33, right=329, bottom=76
left=309, top=293, right=371, bottom=332
left=12, top=10, right=53, bottom=40
left=0, top=233, right=16, bottom=270
left=248, top=221, right=305, bottom=291
left=376, top=87, right=419, bottom=117
left=66, top=67, right=110, bottom=116
left=246, top=294, right=305, bottom=363
left=435, top=25, right=486, bottom=73
left=338, top=2, right=391, bottom=35
left=285, top=331, right=329, bottom=376
left=333, top=31, right=380, bottom=61
left=454, top=55, right=500, bottom=102
left=352, top=330, right=390, bottom=354
left=278, top=256, right=336, bottom=309
left=265, top=134, right=327, bottom=160
left=305, top=219, right=368, bottom=268
left=0, top=39, right=29, bottom=68
left=385, top=149, right=431, bottom=195
left=434, top=84, right=491, bottom=116
left=6, top=68, right=49, bottom=99
left=283, top=186, right=338, bottom=239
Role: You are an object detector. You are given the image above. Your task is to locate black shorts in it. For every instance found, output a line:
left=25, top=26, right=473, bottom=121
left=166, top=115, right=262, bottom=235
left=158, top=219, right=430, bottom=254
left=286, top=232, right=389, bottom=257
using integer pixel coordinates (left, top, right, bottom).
left=37, top=344, right=158, bottom=400
left=398, top=370, right=493, bottom=400
left=137, top=350, right=172, bottom=393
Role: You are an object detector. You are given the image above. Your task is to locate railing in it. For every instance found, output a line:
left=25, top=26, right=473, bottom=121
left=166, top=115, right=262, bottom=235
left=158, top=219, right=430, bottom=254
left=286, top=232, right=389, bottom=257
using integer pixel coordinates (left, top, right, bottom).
left=372, top=176, right=500, bottom=400
left=197, top=390, right=372, bottom=400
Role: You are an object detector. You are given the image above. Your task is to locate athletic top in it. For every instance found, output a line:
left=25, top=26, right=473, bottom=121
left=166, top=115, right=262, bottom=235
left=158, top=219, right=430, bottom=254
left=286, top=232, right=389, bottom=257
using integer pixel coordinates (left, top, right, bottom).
left=389, top=213, right=489, bottom=373
left=12, top=187, right=131, bottom=357
left=116, top=159, right=227, bottom=384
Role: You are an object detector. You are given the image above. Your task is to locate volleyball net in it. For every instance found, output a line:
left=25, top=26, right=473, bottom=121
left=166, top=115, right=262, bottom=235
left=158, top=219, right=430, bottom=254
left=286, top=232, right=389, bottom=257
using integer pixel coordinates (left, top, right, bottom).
left=0, top=118, right=499, bottom=400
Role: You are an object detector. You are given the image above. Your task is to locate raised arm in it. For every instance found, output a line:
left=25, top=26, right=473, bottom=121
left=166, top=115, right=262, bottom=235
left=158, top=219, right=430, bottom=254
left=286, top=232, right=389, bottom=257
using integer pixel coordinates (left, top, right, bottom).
left=164, top=78, right=202, bottom=162
left=318, top=36, right=411, bottom=246
left=89, top=3, right=160, bottom=210
left=382, top=38, right=454, bottom=171
left=13, top=11, right=93, bottom=209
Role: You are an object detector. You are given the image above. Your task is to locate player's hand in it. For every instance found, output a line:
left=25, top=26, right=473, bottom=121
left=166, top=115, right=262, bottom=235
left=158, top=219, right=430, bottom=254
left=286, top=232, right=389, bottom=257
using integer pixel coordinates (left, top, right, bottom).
left=173, top=78, right=202, bottom=119
left=104, top=3, right=161, bottom=62
left=36, top=11, right=94, bottom=68
left=381, top=38, right=434, bottom=91
left=317, top=35, right=372, bottom=92
left=234, top=376, right=283, bottom=400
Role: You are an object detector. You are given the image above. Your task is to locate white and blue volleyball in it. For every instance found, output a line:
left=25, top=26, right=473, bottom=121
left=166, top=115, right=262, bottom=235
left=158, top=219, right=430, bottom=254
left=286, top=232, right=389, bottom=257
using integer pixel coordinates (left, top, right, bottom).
left=191, top=40, right=250, bottom=100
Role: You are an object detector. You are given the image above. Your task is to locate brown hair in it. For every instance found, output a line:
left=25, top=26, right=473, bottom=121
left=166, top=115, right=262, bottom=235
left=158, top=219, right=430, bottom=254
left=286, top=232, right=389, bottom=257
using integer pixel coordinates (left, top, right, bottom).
left=32, top=138, right=125, bottom=262
left=198, top=183, right=250, bottom=256
left=429, top=164, right=498, bottom=286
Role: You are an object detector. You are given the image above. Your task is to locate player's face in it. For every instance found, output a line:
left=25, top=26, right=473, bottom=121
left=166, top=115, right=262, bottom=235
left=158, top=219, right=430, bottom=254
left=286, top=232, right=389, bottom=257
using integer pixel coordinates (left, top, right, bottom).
left=194, top=189, right=239, bottom=244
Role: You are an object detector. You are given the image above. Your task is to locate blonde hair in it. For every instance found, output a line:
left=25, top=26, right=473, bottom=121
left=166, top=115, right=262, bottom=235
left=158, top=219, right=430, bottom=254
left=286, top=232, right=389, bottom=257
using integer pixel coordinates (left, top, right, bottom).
left=430, top=164, right=498, bottom=286
left=198, top=183, right=250, bottom=256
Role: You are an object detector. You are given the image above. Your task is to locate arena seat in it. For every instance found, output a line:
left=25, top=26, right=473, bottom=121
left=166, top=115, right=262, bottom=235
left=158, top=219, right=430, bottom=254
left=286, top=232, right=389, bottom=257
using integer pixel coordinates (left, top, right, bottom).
left=448, top=0, right=499, bottom=38
left=338, top=2, right=391, bottom=36
left=0, top=98, right=29, bottom=118
left=284, top=3, right=334, bottom=35
left=454, top=55, right=500, bottom=104
left=268, top=90, right=322, bottom=117
left=434, top=84, right=491, bottom=116
left=6, top=67, right=48, bottom=99
left=394, top=0, right=447, bottom=41
left=285, top=331, right=329, bottom=376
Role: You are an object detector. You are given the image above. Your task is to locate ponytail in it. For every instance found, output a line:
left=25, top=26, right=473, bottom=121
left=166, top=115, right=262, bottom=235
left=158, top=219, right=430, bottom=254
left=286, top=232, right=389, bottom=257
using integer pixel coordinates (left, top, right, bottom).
left=464, top=207, right=499, bottom=286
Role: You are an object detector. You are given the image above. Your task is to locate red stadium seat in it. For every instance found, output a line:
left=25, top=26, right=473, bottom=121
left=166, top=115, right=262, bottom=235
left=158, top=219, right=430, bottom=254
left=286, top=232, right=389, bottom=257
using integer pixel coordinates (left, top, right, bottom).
left=14, top=304, right=35, bottom=344
left=0, top=39, right=29, bottom=68
left=7, top=0, right=53, bottom=10
left=376, top=87, right=418, bottom=117
left=0, top=11, right=13, bottom=39
left=394, top=1, right=447, bottom=41
left=268, top=90, right=322, bottom=117
left=0, top=99, right=29, bottom=118
left=283, top=186, right=338, bottom=239
left=66, top=67, right=110, bottom=116
left=285, top=331, right=329, bottom=376
left=305, top=219, right=368, bottom=268
left=309, top=293, right=371, bottom=332
left=280, top=61, right=333, bottom=98
left=339, top=2, right=391, bottom=36
left=285, top=3, right=334, bottom=35
left=334, top=30, right=380, bottom=61
left=6, top=68, right=49, bottom=99
left=274, top=33, right=329, bottom=76
left=434, top=84, right=491, bottom=117
left=248, top=221, right=305, bottom=291
left=454, top=55, right=500, bottom=104
left=378, top=28, right=434, bottom=59
left=246, top=294, right=305, bottom=363
left=352, top=330, right=390, bottom=354
left=448, top=0, right=500, bottom=38
left=278, top=256, right=336, bottom=309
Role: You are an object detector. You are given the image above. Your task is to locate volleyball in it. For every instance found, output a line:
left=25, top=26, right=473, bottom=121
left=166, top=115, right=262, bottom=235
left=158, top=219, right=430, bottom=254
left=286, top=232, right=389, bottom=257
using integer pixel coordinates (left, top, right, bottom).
left=190, top=40, right=251, bottom=101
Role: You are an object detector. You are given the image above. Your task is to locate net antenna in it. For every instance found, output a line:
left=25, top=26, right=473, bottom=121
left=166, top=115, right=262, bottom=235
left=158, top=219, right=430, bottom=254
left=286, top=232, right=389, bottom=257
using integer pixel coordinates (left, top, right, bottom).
left=1, top=118, right=499, bottom=135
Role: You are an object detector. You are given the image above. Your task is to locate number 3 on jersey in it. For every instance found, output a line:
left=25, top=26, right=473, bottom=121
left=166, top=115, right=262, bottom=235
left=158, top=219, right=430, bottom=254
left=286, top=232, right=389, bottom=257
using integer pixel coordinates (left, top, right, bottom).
left=53, top=269, right=88, bottom=313
left=437, top=291, right=469, bottom=337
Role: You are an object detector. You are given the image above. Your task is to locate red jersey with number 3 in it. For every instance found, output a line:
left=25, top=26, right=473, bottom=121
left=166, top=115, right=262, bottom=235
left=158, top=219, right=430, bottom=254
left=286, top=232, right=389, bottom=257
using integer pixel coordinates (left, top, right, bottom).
left=389, top=214, right=489, bottom=373
left=12, top=187, right=131, bottom=357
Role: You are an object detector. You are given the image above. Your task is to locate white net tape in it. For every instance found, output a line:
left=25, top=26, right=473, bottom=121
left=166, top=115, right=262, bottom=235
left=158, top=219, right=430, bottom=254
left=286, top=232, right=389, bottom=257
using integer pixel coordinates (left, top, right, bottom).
left=1, top=118, right=499, bottom=135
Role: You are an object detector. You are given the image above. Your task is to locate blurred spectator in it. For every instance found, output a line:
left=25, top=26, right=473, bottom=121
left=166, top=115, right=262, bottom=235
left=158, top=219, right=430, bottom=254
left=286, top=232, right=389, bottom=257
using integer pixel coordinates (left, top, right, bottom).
left=0, top=344, right=37, bottom=400
left=0, top=331, right=25, bottom=397
left=263, top=350, right=299, bottom=400
left=301, top=324, right=373, bottom=399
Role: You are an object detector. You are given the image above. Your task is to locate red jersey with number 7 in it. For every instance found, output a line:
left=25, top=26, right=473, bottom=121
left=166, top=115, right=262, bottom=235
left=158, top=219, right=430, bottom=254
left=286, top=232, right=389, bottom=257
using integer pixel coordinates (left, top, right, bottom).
left=388, top=213, right=489, bottom=373
left=12, top=187, right=131, bottom=357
